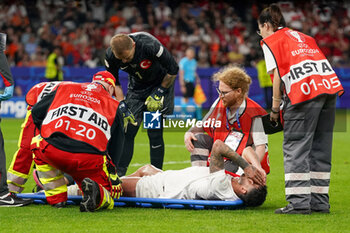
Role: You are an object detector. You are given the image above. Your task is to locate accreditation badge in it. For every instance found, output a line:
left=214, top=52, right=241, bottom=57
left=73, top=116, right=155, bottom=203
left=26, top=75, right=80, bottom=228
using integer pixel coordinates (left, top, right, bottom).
left=224, top=130, right=244, bottom=151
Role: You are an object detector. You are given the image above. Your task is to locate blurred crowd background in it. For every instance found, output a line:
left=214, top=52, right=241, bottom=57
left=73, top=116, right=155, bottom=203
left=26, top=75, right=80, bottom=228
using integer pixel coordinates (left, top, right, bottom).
left=2, top=0, right=350, bottom=69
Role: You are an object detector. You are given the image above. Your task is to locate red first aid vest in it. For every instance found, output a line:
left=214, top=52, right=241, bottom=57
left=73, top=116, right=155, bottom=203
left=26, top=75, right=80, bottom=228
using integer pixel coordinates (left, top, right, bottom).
left=40, top=82, right=119, bottom=153
left=261, top=27, right=344, bottom=105
left=204, top=98, right=270, bottom=174
left=26, top=82, right=62, bottom=107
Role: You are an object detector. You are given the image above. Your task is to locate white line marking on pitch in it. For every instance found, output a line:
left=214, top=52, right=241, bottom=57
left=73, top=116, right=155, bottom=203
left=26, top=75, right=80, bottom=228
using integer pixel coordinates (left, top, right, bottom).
left=136, top=143, right=185, bottom=148
left=4, top=140, right=18, bottom=143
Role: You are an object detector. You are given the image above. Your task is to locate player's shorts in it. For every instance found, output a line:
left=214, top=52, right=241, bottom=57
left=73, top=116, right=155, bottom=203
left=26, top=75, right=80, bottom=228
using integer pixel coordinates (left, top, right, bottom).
left=135, top=171, right=165, bottom=198
left=184, top=82, right=195, bottom=98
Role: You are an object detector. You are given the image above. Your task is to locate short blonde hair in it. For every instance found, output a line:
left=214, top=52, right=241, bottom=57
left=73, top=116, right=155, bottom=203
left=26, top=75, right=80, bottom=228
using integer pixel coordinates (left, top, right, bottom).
left=110, top=34, right=133, bottom=58
left=213, top=66, right=252, bottom=96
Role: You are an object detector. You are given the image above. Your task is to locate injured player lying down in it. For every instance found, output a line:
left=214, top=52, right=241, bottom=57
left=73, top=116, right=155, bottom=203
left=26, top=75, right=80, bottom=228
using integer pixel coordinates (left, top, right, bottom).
left=121, top=140, right=267, bottom=207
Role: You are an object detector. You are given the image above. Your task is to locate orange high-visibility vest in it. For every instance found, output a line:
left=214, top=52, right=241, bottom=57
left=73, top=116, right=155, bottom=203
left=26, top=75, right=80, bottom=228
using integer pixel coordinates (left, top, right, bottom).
left=26, top=82, right=61, bottom=107
left=204, top=98, right=270, bottom=174
left=261, top=27, right=344, bottom=105
left=40, top=82, right=119, bottom=153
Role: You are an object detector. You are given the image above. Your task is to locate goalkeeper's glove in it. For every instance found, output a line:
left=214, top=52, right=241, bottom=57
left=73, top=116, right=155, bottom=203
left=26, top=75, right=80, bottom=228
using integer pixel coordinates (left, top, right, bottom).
left=110, top=175, right=123, bottom=199
left=111, top=183, right=123, bottom=199
left=118, top=100, right=137, bottom=132
left=0, top=85, right=14, bottom=101
left=145, top=86, right=167, bottom=112
left=107, top=158, right=123, bottom=199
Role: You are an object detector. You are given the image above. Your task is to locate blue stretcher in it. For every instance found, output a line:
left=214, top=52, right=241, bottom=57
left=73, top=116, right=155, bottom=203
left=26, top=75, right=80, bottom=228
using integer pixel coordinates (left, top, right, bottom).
left=17, top=193, right=244, bottom=210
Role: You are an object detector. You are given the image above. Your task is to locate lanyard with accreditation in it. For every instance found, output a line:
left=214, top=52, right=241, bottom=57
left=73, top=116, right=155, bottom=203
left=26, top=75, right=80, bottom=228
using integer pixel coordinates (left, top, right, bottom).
left=224, top=108, right=244, bottom=151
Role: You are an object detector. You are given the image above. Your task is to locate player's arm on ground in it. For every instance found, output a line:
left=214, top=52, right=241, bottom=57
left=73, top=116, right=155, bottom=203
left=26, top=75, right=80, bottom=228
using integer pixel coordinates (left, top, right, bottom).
left=210, top=140, right=265, bottom=185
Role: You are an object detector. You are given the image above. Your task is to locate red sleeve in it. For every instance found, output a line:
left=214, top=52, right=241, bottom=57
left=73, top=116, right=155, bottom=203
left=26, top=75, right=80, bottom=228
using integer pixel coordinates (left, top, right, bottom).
left=0, top=52, right=14, bottom=87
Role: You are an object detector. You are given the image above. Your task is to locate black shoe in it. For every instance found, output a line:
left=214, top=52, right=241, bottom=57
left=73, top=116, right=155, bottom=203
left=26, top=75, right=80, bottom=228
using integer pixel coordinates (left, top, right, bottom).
left=52, top=202, right=66, bottom=208
left=275, top=204, right=311, bottom=214
left=80, top=178, right=101, bottom=212
left=0, top=193, right=33, bottom=207
left=311, top=208, right=330, bottom=213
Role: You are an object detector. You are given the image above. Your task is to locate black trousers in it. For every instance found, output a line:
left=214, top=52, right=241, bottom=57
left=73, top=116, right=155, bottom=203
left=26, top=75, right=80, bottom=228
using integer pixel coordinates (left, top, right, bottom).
left=115, top=85, right=174, bottom=176
left=0, top=123, right=9, bottom=195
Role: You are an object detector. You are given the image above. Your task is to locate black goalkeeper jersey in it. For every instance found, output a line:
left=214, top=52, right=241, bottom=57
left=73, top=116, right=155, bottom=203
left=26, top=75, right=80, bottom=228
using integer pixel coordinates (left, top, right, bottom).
left=104, top=32, right=178, bottom=91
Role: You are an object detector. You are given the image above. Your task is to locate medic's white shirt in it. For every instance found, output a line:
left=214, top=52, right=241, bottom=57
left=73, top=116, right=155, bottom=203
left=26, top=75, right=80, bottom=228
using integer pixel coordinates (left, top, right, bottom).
left=262, top=43, right=277, bottom=74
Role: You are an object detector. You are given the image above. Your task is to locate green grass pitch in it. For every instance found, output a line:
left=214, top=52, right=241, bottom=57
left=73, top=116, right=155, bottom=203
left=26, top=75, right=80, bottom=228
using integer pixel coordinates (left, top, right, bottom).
left=0, top=110, right=349, bottom=233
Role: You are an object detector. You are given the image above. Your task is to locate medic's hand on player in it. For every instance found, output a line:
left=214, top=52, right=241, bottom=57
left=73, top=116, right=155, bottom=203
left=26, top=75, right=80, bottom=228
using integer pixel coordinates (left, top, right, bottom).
left=184, top=132, right=197, bottom=152
left=243, top=165, right=266, bottom=186
left=0, top=85, right=14, bottom=101
left=145, top=86, right=166, bottom=112
left=118, top=100, right=137, bottom=132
